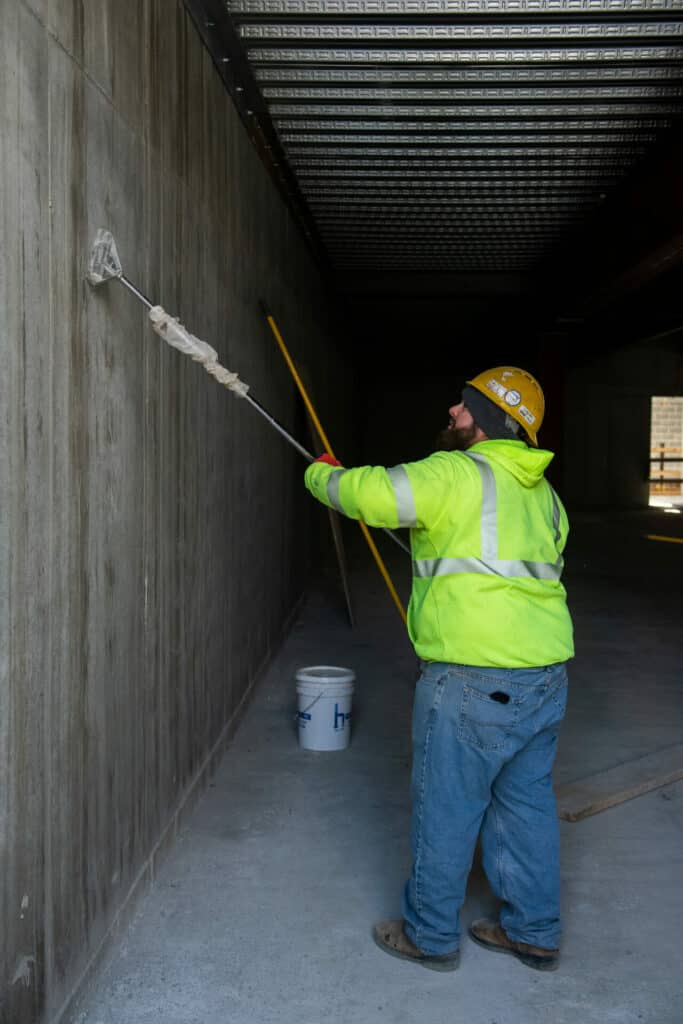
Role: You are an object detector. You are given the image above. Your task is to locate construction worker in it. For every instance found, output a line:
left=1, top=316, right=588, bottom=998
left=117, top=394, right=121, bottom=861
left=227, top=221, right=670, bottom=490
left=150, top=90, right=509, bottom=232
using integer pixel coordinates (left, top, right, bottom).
left=304, top=367, right=574, bottom=973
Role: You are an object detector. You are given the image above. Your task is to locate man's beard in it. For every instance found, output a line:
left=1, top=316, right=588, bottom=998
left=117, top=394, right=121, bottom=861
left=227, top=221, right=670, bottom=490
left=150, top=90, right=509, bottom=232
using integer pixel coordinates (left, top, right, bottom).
left=435, top=422, right=479, bottom=452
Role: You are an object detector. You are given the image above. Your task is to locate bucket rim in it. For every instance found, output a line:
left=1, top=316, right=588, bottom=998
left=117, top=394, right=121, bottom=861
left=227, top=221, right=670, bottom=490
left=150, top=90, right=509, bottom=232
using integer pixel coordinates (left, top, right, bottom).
left=295, top=665, right=355, bottom=680
left=296, top=682, right=354, bottom=694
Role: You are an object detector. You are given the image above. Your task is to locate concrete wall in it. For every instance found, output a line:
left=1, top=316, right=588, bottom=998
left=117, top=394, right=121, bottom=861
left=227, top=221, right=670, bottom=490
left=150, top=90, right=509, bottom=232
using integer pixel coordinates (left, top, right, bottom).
left=563, top=333, right=683, bottom=509
left=0, top=3, right=349, bottom=1022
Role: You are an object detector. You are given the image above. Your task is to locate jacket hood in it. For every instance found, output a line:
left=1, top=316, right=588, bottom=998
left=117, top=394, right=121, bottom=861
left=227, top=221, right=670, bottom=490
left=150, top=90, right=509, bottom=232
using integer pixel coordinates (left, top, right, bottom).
left=469, top=439, right=554, bottom=488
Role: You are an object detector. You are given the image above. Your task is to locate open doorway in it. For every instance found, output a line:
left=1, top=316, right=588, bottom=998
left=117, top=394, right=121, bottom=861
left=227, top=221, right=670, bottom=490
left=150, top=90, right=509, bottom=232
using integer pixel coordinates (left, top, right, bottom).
left=649, top=396, right=683, bottom=510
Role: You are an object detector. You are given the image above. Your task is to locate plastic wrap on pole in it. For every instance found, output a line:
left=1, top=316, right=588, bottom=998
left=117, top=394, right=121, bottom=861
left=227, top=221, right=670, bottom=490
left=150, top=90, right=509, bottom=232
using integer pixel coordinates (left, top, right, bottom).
left=148, top=305, right=249, bottom=397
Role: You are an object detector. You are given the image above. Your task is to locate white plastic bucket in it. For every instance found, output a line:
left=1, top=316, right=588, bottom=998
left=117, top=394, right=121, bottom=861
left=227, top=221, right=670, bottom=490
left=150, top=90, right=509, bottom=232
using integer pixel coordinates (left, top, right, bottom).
left=295, top=665, right=355, bottom=751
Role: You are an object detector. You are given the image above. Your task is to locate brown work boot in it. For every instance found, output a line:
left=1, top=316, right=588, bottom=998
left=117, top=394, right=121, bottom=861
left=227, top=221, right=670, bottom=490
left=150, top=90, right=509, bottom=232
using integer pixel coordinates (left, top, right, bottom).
left=469, top=918, right=559, bottom=971
left=372, top=920, right=460, bottom=972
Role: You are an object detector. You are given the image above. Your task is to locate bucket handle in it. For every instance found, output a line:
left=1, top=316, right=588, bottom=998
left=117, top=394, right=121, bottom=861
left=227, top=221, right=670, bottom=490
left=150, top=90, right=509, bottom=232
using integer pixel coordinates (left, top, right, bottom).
left=295, top=689, right=325, bottom=721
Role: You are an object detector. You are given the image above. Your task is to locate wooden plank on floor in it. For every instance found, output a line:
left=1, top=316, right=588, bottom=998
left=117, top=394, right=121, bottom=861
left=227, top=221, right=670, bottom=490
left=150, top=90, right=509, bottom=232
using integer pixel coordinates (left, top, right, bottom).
left=556, top=744, right=683, bottom=822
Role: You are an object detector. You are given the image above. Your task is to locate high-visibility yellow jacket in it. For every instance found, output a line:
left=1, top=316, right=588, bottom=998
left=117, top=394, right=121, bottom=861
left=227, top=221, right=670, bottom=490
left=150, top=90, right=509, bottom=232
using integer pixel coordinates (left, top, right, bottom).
left=304, top=440, right=574, bottom=668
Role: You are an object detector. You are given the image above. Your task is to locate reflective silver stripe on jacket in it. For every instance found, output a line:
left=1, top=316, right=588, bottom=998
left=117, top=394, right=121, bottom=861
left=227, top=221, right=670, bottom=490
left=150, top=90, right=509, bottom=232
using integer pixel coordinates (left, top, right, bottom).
left=326, top=469, right=347, bottom=512
left=465, top=453, right=497, bottom=559
left=412, top=556, right=563, bottom=581
left=387, top=466, right=418, bottom=527
left=548, top=483, right=561, bottom=545
left=412, top=452, right=563, bottom=582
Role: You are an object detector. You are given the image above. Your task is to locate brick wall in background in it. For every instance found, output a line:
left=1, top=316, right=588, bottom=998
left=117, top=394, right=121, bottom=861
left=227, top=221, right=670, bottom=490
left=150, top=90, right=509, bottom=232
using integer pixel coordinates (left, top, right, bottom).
left=650, top=396, right=683, bottom=501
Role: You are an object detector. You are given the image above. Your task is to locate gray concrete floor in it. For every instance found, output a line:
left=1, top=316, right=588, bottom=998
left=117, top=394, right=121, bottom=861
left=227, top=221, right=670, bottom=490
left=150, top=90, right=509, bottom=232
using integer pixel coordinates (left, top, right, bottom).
left=71, top=511, right=683, bottom=1024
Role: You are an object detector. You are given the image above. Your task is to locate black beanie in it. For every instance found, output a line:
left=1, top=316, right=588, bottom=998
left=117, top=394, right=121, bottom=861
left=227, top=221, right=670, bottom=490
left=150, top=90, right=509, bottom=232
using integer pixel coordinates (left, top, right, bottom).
left=461, top=386, right=521, bottom=441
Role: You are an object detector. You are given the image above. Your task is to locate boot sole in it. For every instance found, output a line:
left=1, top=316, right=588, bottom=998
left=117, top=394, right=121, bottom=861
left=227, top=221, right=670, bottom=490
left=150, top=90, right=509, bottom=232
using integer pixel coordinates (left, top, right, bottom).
left=468, top=927, right=559, bottom=972
left=372, top=931, right=460, bottom=972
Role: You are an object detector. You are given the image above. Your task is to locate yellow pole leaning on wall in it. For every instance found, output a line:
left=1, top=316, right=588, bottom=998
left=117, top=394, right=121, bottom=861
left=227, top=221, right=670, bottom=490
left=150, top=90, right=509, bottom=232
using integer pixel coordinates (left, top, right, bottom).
left=261, top=306, right=407, bottom=625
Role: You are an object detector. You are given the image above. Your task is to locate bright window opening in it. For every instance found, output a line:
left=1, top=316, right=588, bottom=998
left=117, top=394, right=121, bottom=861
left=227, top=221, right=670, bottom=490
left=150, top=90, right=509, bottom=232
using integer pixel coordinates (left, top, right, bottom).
left=649, top=396, right=683, bottom=509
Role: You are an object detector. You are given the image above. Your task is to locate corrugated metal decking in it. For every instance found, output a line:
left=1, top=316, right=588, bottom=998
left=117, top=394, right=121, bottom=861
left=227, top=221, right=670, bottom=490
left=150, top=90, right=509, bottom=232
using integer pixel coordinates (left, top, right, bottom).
left=221, top=0, right=683, bottom=272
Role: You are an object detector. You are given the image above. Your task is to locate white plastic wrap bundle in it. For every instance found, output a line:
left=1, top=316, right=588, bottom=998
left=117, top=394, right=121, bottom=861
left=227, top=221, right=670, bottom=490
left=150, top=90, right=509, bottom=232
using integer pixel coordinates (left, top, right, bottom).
left=148, top=305, right=249, bottom=398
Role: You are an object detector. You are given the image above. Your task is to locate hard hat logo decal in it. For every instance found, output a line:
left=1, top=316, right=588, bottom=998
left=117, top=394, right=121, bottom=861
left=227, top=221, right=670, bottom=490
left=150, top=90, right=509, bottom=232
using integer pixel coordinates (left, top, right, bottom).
left=519, top=405, right=536, bottom=425
left=504, top=389, right=521, bottom=407
left=486, top=378, right=507, bottom=400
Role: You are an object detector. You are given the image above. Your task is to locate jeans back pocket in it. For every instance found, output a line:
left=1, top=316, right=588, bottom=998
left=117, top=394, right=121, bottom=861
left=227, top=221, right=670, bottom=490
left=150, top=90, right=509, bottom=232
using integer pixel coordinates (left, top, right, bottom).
left=457, top=681, right=520, bottom=751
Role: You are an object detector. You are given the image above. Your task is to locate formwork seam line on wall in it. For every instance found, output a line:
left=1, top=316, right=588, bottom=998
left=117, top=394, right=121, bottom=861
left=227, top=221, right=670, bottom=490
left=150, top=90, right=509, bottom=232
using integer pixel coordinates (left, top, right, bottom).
left=44, top=4, right=56, bottom=1009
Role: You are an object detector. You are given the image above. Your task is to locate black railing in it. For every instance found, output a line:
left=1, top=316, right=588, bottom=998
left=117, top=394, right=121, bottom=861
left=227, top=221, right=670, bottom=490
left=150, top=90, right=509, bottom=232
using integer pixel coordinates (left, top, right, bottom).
left=649, top=446, right=683, bottom=488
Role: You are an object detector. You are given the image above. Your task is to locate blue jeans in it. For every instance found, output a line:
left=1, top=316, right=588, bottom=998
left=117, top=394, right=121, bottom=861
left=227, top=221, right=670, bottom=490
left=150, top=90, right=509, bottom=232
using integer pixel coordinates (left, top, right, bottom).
left=402, top=660, right=568, bottom=955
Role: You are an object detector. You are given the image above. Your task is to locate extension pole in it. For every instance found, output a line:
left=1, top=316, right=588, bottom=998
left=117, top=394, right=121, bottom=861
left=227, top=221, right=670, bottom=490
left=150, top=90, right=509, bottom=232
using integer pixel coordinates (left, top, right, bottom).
left=95, top=270, right=317, bottom=465
left=86, top=230, right=408, bottom=623
left=261, top=306, right=408, bottom=626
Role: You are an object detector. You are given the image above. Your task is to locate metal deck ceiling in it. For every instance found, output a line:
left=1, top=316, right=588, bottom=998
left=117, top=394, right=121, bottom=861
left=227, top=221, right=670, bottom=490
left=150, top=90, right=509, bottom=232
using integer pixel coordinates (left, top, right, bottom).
left=208, top=2, right=683, bottom=274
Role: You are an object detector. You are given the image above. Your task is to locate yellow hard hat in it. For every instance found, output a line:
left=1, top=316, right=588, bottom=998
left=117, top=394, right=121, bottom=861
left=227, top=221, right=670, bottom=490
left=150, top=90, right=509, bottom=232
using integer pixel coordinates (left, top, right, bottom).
left=466, top=366, right=545, bottom=446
